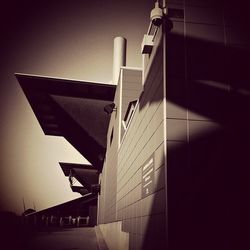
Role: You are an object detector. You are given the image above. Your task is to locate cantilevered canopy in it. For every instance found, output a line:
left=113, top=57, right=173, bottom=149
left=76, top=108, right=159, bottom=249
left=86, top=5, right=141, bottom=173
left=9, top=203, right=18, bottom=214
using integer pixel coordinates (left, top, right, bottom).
left=60, top=162, right=94, bottom=177
left=26, top=193, right=97, bottom=217
left=59, top=162, right=99, bottom=191
left=16, top=73, right=116, bottom=170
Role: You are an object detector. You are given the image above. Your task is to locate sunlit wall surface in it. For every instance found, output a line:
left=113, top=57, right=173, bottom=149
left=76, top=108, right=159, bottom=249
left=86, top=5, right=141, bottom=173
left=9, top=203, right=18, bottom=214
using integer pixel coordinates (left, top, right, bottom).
left=98, top=0, right=249, bottom=249
left=98, top=23, right=165, bottom=249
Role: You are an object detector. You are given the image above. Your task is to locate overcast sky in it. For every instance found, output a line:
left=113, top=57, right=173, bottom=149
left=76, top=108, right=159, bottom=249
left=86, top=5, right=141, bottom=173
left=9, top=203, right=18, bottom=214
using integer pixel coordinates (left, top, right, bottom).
left=0, top=0, right=155, bottom=214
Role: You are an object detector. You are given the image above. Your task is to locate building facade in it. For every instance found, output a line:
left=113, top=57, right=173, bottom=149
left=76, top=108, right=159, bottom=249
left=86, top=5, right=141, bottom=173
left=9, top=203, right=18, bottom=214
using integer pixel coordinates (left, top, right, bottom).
left=17, top=1, right=249, bottom=249
left=97, top=1, right=249, bottom=249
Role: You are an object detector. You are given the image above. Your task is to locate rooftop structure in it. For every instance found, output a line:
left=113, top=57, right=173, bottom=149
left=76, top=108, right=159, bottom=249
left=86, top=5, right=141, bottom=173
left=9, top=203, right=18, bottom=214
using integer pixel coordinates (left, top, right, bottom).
left=16, top=73, right=116, bottom=170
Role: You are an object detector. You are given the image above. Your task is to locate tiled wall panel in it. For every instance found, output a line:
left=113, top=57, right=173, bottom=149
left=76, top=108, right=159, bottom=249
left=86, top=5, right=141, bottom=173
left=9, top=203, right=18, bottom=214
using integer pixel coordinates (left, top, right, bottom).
left=117, top=30, right=166, bottom=249
left=166, top=1, right=250, bottom=249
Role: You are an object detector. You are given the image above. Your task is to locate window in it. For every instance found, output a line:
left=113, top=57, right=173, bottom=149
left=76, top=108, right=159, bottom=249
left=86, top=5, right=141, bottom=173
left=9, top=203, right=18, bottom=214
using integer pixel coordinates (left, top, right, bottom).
left=110, top=127, right=114, bottom=146
left=122, top=100, right=137, bottom=130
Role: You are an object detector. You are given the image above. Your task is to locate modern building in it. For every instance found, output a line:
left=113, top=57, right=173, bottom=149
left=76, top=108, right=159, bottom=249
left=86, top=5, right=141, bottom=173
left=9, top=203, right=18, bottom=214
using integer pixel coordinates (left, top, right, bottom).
left=16, top=1, right=249, bottom=249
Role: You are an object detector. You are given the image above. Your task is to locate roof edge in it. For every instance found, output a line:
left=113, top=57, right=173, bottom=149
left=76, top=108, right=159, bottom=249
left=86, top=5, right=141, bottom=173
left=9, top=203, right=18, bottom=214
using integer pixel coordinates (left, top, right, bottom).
left=15, top=72, right=116, bottom=88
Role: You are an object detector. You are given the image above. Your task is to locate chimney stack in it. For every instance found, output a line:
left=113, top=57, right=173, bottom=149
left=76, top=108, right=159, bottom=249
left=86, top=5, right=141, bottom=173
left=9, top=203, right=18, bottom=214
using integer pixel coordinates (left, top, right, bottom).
left=112, top=37, right=127, bottom=84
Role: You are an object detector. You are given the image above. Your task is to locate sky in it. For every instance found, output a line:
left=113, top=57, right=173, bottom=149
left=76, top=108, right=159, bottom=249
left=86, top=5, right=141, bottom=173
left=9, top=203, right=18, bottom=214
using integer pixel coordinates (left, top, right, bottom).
left=0, top=0, right=155, bottom=214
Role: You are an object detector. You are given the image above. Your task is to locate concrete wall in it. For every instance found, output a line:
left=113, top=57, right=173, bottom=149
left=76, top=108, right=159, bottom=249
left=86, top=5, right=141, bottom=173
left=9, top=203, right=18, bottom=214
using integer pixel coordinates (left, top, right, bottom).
left=98, top=25, right=166, bottom=249
left=117, top=30, right=165, bottom=250
left=99, top=222, right=129, bottom=250
left=120, top=68, right=143, bottom=139
left=98, top=1, right=249, bottom=249
left=98, top=80, right=121, bottom=224
left=166, top=0, right=249, bottom=249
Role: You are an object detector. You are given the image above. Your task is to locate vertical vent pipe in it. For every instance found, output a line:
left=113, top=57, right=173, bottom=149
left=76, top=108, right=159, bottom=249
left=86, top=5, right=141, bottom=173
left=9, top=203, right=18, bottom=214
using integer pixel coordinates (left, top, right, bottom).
left=112, top=37, right=127, bottom=84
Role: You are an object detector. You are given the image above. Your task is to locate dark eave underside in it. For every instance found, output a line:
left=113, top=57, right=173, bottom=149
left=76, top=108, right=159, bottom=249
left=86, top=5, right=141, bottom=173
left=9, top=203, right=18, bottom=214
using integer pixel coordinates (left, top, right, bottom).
left=59, top=162, right=99, bottom=190
left=59, top=162, right=94, bottom=176
left=16, top=73, right=116, bottom=100
left=16, top=73, right=116, bottom=170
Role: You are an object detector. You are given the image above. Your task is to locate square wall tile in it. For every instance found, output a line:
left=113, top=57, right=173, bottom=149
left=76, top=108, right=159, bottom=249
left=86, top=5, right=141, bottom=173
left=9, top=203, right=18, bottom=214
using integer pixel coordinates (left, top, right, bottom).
left=136, top=200, right=142, bottom=218
left=141, top=216, right=150, bottom=236
left=135, top=217, right=142, bottom=235
left=226, top=45, right=250, bottom=82
left=167, top=141, right=191, bottom=207
left=122, top=219, right=129, bottom=232
left=225, top=26, right=250, bottom=45
left=166, top=77, right=187, bottom=119
left=141, top=194, right=154, bottom=217
left=167, top=118, right=187, bottom=142
left=155, top=166, right=165, bottom=191
left=186, top=23, right=226, bottom=81
left=166, top=77, right=186, bottom=100
left=185, top=0, right=222, bottom=7
left=167, top=101, right=187, bottom=119
left=224, top=1, right=250, bottom=27
left=129, top=233, right=136, bottom=250
left=188, top=120, right=221, bottom=142
left=187, top=79, right=229, bottom=122
left=168, top=0, right=184, bottom=5
left=141, top=214, right=166, bottom=249
left=154, top=142, right=165, bottom=171
left=131, top=218, right=136, bottom=234
left=135, top=235, right=143, bottom=250
left=185, top=6, right=223, bottom=25
left=167, top=22, right=185, bottom=77
left=151, top=189, right=166, bottom=214
left=186, top=22, right=224, bottom=42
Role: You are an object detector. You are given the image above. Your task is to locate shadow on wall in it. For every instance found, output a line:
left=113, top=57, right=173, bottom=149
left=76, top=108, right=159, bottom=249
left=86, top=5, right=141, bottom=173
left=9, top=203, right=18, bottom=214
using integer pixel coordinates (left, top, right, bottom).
left=139, top=6, right=249, bottom=250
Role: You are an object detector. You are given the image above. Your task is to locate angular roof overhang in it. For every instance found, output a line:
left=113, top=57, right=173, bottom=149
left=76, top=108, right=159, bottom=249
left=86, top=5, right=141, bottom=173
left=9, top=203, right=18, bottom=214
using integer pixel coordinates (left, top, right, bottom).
left=71, top=186, right=90, bottom=196
left=60, top=162, right=94, bottom=176
left=59, top=162, right=99, bottom=191
left=16, top=73, right=116, bottom=170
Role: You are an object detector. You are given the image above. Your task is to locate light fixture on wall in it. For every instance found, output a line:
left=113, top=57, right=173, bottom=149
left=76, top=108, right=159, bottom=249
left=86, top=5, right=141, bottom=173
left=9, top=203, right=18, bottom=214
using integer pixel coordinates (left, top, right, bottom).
left=104, top=103, right=117, bottom=115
